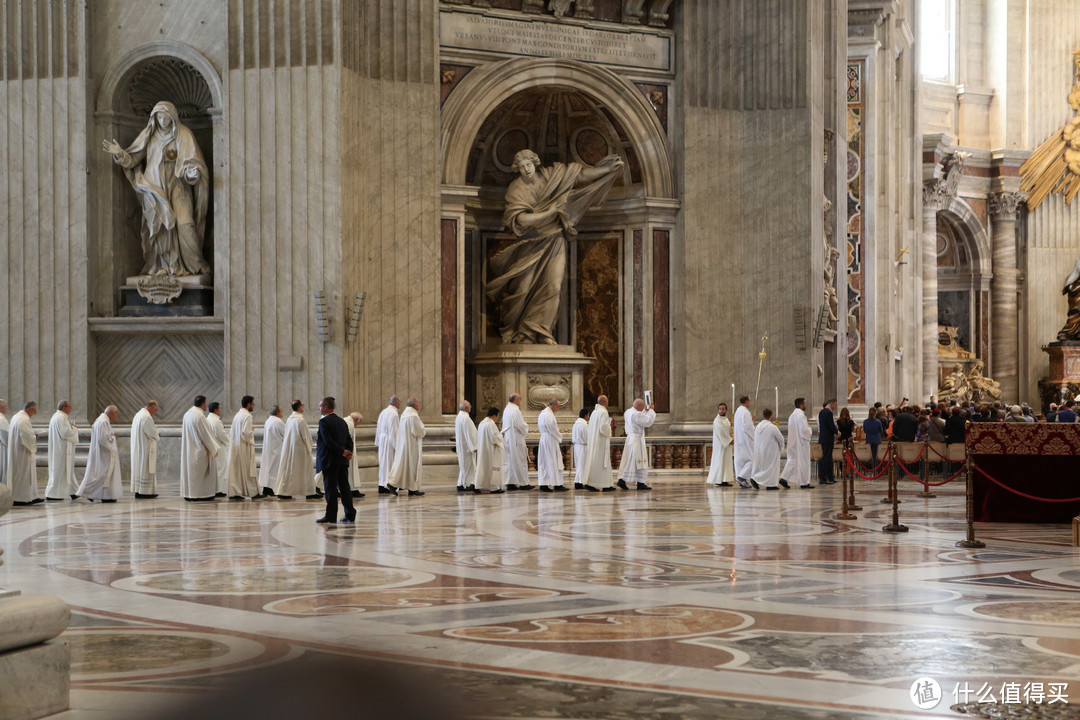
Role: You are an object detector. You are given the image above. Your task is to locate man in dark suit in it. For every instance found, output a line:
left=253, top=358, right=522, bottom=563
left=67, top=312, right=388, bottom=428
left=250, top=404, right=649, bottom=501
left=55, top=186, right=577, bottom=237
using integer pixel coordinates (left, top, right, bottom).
left=315, top=396, right=356, bottom=525
left=817, top=399, right=838, bottom=484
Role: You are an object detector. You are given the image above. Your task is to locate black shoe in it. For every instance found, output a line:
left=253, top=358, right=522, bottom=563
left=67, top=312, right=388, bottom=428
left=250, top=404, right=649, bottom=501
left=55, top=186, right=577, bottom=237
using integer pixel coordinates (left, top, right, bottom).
left=215, top=492, right=227, bottom=498
left=718, top=482, right=733, bottom=487
left=519, top=484, right=535, bottom=491
left=457, top=485, right=470, bottom=493
left=473, top=488, right=483, bottom=494
left=466, top=485, right=475, bottom=492
left=386, top=485, right=399, bottom=496
left=378, top=486, right=389, bottom=495
left=46, top=497, right=64, bottom=502
left=636, top=482, right=652, bottom=491
left=779, top=479, right=790, bottom=489
left=101, top=498, right=117, bottom=503
left=29, top=497, right=44, bottom=505
left=352, top=490, right=364, bottom=498
left=554, top=486, right=569, bottom=492
left=12, top=501, right=37, bottom=506
left=585, top=485, right=600, bottom=492
left=316, top=489, right=324, bottom=497
left=262, top=487, right=276, bottom=497
left=408, top=490, right=425, bottom=496
left=765, top=486, right=779, bottom=491
left=490, top=489, right=505, bottom=494
left=134, top=493, right=158, bottom=499
left=315, top=517, right=335, bottom=524
left=800, top=484, right=815, bottom=489
left=251, top=496, right=262, bottom=501
left=616, top=479, right=629, bottom=490
left=184, top=496, right=215, bottom=502
left=229, top=495, right=244, bottom=501
left=750, top=479, right=760, bottom=489
left=574, top=483, right=584, bottom=490
left=305, top=494, right=322, bottom=500
left=70, top=493, right=78, bottom=500
left=540, top=486, right=553, bottom=492
left=339, top=517, right=355, bottom=524
left=601, top=487, right=615, bottom=492
left=277, top=495, right=293, bottom=500
left=505, top=484, right=518, bottom=491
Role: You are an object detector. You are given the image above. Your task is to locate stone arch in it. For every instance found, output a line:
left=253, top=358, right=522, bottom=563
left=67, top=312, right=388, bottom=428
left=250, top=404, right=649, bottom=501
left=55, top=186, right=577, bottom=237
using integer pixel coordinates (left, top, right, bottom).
left=442, top=57, right=674, bottom=199
left=97, top=41, right=223, bottom=115
left=936, top=195, right=992, bottom=364
left=938, top=196, right=991, bottom=277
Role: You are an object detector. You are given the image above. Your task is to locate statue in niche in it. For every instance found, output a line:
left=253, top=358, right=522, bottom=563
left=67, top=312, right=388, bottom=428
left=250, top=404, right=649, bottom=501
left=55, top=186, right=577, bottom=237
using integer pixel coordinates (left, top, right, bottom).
left=486, top=149, right=623, bottom=345
left=103, top=101, right=211, bottom=278
left=1056, top=257, right=1080, bottom=341
left=967, top=361, right=1003, bottom=403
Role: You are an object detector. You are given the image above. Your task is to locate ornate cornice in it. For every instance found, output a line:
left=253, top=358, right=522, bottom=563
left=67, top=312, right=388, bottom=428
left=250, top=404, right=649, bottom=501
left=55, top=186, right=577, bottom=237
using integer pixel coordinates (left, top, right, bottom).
left=989, top=191, right=1026, bottom=221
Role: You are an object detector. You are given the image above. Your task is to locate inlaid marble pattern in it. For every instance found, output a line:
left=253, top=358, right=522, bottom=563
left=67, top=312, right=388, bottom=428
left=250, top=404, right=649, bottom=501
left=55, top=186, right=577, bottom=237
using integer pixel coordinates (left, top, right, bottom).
left=4, top=478, right=1079, bottom=720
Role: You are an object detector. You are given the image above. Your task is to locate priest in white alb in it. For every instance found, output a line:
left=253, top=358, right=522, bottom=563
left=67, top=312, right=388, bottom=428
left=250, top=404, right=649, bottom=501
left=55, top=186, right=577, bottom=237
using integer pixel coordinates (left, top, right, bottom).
left=706, top=402, right=734, bottom=487
left=572, top=408, right=590, bottom=489
left=475, top=407, right=504, bottom=494
left=345, top=411, right=363, bottom=498
left=46, top=400, right=79, bottom=501
left=76, top=405, right=123, bottom=502
left=454, top=401, right=477, bottom=492
left=207, top=402, right=229, bottom=497
left=501, top=393, right=533, bottom=491
left=180, top=395, right=220, bottom=501
left=751, top=408, right=785, bottom=490
left=131, top=400, right=161, bottom=498
left=0, top=399, right=9, bottom=488
left=375, top=396, right=400, bottom=494
left=7, top=401, right=42, bottom=505
left=733, top=395, right=755, bottom=489
left=227, top=396, right=259, bottom=500
left=580, top=395, right=615, bottom=492
left=276, top=400, right=315, bottom=500
left=781, top=397, right=812, bottom=489
left=258, top=406, right=286, bottom=497
left=537, top=399, right=567, bottom=492
left=617, top=398, right=656, bottom=491
left=387, top=397, right=426, bottom=496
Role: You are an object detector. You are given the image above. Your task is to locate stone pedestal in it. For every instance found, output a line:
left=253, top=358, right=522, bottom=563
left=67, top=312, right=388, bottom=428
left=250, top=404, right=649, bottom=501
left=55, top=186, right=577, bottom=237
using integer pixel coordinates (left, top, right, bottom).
left=1038, top=343, right=1080, bottom=413
left=472, top=345, right=593, bottom=421
left=119, top=274, right=213, bottom=317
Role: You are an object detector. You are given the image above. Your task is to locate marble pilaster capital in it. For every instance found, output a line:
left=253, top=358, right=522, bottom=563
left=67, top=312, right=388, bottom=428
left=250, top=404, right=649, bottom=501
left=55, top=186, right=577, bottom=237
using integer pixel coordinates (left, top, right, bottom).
left=922, top=181, right=951, bottom=212
left=988, top=191, right=1026, bottom=221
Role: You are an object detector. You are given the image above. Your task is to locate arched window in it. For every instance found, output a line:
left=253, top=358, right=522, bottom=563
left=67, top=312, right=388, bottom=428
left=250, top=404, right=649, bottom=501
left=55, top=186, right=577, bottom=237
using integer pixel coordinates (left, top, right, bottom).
left=920, top=0, right=956, bottom=83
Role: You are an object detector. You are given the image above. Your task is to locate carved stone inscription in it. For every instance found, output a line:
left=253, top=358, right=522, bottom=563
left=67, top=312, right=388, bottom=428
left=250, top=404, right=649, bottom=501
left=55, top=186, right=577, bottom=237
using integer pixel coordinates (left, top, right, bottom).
left=440, top=11, right=672, bottom=71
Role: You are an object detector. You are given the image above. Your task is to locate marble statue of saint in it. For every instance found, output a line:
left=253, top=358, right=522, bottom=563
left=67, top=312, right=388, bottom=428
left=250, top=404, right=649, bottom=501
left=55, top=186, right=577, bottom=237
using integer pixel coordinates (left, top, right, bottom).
left=967, top=361, right=1003, bottom=402
left=103, top=101, right=211, bottom=277
left=1056, top=257, right=1080, bottom=341
left=486, top=149, right=623, bottom=344
left=939, top=364, right=971, bottom=403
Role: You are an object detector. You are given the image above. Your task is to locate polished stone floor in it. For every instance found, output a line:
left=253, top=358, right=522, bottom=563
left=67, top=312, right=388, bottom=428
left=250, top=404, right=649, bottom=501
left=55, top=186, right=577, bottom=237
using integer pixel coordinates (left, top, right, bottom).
left=3, top=474, right=1079, bottom=719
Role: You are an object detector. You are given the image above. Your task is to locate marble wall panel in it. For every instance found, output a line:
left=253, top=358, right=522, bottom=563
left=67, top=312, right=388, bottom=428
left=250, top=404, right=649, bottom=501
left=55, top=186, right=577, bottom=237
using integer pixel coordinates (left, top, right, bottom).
left=652, top=229, right=670, bottom=412
left=0, top=0, right=89, bottom=419
left=576, top=234, right=621, bottom=405
left=441, top=219, right=458, bottom=414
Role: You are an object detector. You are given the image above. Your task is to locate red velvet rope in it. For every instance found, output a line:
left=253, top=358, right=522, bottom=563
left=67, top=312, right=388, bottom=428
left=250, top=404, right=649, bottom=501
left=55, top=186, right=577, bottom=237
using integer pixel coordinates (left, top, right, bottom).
left=974, top=466, right=1080, bottom=504
left=844, top=452, right=891, bottom=480
left=923, top=442, right=962, bottom=461
left=895, top=458, right=965, bottom=486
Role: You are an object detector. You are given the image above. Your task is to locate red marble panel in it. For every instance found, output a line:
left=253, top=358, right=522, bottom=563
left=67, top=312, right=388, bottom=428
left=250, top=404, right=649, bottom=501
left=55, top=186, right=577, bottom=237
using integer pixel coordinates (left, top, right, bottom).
left=633, top=229, right=643, bottom=396
left=442, top=219, right=458, bottom=415
left=652, top=230, right=670, bottom=412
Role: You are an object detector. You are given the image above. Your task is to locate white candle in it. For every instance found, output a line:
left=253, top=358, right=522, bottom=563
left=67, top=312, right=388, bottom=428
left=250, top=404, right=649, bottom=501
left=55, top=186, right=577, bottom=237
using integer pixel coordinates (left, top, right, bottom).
left=731, top=383, right=735, bottom=411
left=774, top=387, right=778, bottom=416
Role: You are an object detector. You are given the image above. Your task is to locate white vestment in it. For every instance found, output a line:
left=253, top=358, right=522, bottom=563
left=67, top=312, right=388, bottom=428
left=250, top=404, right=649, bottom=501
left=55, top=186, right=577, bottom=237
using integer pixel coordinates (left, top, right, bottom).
left=733, top=405, right=755, bottom=481
left=387, top=407, right=425, bottom=491
left=276, top=412, right=314, bottom=496
left=375, top=404, right=399, bottom=488
left=130, top=408, right=160, bottom=495
left=751, top=420, right=785, bottom=488
left=571, top=417, right=588, bottom=485
left=781, top=407, right=812, bottom=486
left=5, top=410, right=39, bottom=503
left=76, top=413, right=122, bottom=500
left=344, top=414, right=361, bottom=491
left=227, top=408, right=258, bottom=498
left=258, top=415, right=286, bottom=491
left=180, top=406, right=220, bottom=499
left=207, top=412, right=229, bottom=494
left=536, top=407, right=564, bottom=487
left=0, top=412, right=9, bottom=487
left=501, top=402, right=529, bottom=486
left=579, top=404, right=613, bottom=488
left=454, top=411, right=478, bottom=488
left=476, top=417, right=504, bottom=491
left=46, top=410, right=78, bottom=499
left=618, top=407, right=656, bottom=484
left=705, top=414, right=735, bottom=485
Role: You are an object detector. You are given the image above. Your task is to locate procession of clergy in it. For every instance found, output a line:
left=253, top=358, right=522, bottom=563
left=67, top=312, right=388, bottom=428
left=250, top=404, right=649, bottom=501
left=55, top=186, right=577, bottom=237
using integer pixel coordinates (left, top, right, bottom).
left=0, top=389, right=820, bottom=515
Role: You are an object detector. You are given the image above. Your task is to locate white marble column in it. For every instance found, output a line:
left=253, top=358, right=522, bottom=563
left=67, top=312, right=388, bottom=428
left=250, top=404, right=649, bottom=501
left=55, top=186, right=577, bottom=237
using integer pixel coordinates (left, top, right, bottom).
left=921, top=188, right=946, bottom=399
left=989, top=191, right=1025, bottom=403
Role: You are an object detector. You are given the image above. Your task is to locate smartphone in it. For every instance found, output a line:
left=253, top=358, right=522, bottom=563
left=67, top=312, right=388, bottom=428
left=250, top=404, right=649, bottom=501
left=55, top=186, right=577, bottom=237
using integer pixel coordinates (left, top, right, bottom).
left=644, top=390, right=652, bottom=406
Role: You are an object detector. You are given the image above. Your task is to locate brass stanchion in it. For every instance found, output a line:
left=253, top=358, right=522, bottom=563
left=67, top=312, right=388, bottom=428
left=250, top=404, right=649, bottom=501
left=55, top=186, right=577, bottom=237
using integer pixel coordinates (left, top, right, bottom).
left=882, top=444, right=909, bottom=533
left=955, top=455, right=985, bottom=548
left=834, top=439, right=856, bottom=520
left=918, top=441, right=936, bottom=498
left=847, top=439, right=863, bottom=511
left=882, top=440, right=904, bottom=504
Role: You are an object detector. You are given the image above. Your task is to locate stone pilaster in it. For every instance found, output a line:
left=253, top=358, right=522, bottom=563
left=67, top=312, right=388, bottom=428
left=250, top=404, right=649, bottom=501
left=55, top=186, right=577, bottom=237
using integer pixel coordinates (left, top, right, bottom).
left=989, top=191, right=1025, bottom=403
left=921, top=187, right=945, bottom=399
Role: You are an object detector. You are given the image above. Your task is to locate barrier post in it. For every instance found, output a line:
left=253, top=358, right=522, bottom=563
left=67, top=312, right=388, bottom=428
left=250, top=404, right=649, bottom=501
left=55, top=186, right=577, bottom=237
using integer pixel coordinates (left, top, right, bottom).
left=834, top=439, right=856, bottom=520
left=918, top=440, right=936, bottom=498
left=955, top=455, right=985, bottom=548
left=881, top=440, right=894, bottom=504
left=882, top=444, right=909, bottom=533
left=847, top=444, right=863, bottom=511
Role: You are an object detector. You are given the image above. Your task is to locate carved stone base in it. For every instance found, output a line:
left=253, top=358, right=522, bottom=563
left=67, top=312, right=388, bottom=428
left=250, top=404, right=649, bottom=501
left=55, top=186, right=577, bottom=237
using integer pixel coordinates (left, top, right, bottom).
left=471, top=344, right=593, bottom=422
left=1038, top=343, right=1080, bottom=414
left=120, top=274, right=213, bottom=317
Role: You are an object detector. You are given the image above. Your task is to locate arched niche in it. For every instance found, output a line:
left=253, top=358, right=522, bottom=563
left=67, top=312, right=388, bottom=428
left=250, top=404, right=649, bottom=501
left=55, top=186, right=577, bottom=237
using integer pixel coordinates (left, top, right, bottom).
left=441, top=58, right=678, bottom=410
left=93, top=43, right=223, bottom=316
left=937, top=197, right=991, bottom=366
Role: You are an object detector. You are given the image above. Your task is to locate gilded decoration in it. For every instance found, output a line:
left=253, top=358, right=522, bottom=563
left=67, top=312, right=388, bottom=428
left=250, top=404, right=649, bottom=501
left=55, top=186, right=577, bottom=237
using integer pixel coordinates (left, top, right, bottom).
left=1020, top=50, right=1080, bottom=210
left=967, top=423, right=1080, bottom=456
left=845, top=61, right=866, bottom=402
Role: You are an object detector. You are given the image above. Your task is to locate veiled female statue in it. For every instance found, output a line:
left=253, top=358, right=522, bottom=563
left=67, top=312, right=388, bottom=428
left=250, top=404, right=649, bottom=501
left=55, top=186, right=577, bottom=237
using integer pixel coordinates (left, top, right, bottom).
left=1057, top=257, right=1080, bottom=341
left=486, top=149, right=623, bottom=344
left=103, top=101, right=211, bottom=277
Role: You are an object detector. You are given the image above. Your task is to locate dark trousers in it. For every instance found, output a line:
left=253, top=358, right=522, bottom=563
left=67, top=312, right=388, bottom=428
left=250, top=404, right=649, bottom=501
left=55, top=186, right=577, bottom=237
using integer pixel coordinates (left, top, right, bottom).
left=818, top=441, right=834, bottom=482
left=323, top=464, right=355, bottom=521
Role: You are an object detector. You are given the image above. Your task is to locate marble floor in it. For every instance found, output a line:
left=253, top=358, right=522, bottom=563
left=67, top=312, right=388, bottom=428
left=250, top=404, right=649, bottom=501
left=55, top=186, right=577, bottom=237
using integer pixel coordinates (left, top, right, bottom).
left=3, top=473, right=1079, bottom=720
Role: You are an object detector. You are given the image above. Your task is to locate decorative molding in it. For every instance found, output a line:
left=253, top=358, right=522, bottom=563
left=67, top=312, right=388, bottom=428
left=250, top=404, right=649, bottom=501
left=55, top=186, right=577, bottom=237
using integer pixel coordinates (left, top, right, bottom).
left=128, top=58, right=213, bottom=119
left=923, top=151, right=969, bottom=211
left=526, top=374, right=572, bottom=410
left=988, top=191, right=1025, bottom=221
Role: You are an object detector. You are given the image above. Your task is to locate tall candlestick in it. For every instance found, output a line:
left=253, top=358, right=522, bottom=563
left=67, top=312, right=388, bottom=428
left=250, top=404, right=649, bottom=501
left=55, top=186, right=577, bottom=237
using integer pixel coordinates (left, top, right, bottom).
left=731, top=383, right=735, bottom=411
left=775, top=387, right=778, bottom=417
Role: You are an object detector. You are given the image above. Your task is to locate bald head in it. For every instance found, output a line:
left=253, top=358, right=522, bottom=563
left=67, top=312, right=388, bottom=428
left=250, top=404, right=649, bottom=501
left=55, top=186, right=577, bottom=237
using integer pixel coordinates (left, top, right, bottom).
left=509, top=393, right=521, bottom=405
left=406, top=397, right=420, bottom=409
left=389, top=395, right=401, bottom=408
left=105, top=405, right=119, bottom=421
left=633, top=398, right=645, bottom=411
left=547, top=398, right=560, bottom=411
left=349, top=412, right=363, bottom=423
left=597, top=395, right=609, bottom=407
left=57, top=400, right=71, bottom=412
left=459, top=401, right=471, bottom=413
